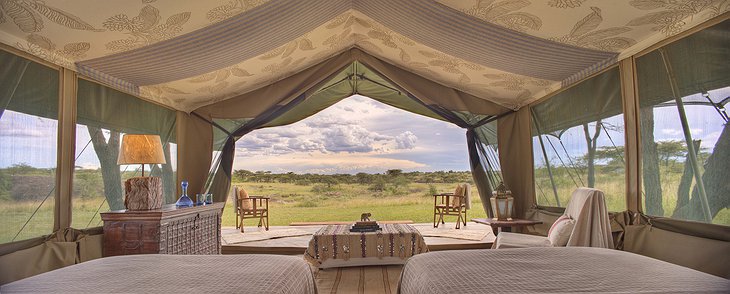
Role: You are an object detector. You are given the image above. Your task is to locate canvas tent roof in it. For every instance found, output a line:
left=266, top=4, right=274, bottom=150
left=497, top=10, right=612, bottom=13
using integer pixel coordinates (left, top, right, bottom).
left=0, top=0, right=725, bottom=113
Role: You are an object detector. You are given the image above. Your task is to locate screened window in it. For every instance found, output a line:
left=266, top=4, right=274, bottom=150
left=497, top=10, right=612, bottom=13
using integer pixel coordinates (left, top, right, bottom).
left=531, top=67, right=626, bottom=211
left=72, top=80, right=177, bottom=228
left=0, top=50, right=59, bottom=243
left=637, top=20, right=729, bottom=225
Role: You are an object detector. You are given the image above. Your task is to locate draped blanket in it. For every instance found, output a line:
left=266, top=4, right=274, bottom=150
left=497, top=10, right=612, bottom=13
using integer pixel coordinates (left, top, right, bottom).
left=304, top=224, right=428, bottom=268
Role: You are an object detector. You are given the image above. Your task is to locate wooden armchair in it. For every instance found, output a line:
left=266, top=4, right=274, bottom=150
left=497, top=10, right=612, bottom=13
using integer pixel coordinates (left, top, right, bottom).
left=233, top=186, right=269, bottom=233
left=433, top=183, right=471, bottom=229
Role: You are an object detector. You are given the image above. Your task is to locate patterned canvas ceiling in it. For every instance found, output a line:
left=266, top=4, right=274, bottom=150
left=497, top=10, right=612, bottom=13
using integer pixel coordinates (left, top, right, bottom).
left=0, top=0, right=726, bottom=112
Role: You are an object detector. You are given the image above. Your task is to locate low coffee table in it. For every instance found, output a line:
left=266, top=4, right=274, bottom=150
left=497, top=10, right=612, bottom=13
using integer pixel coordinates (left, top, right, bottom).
left=471, top=218, right=543, bottom=236
left=304, top=223, right=428, bottom=268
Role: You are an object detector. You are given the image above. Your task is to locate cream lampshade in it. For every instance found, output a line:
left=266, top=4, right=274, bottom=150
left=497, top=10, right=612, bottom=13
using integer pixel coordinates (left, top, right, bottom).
left=117, top=134, right=166, bottom=175
left=117, top=134, right=166, bottom=211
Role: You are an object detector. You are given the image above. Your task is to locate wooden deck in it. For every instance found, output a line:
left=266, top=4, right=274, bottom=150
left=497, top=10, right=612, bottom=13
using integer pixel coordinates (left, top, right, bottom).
left=221, top=222, right=495, bottom=255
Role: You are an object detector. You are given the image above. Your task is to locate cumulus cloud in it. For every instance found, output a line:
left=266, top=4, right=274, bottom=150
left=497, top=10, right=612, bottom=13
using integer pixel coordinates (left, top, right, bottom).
left=230, top=95, right=470, bottom=173
left=321, top=124, right=391, bottom=153
left=395, top=131, right=418, bottom=149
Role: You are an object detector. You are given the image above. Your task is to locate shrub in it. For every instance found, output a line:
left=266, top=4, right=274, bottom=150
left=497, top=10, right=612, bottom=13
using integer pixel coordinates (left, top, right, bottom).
left=427, top=184, right=438, bottom=196
left=368, top=179, right=386, bottom=192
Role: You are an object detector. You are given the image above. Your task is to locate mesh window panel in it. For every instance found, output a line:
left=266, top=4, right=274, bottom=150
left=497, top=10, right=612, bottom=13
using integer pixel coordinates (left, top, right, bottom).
left=636, top=20, right=730, bottom=225
left=72, top=80, right=177, bottom=228
left=531, top=67, right=626, bottom=211
left=0, top=51, right=59, bottom=243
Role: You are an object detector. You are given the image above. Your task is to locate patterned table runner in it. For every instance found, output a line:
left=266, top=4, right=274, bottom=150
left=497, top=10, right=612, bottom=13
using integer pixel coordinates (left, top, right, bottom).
left=304, top=224, right=428, bottom=267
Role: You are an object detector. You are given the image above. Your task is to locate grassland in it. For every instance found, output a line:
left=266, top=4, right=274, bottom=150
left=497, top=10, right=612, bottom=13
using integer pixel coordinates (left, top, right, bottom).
left=2, top=171, right=727, bottom=244
left=221, top=182, right=488, bottom=227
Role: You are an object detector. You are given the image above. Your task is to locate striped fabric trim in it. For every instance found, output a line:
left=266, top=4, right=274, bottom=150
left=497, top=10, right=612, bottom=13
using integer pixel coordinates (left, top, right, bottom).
left=561, top=55, right=618, bottom=87
left=355, top=0, right=618, bottom=81
left=74, top=0, right=619, bottom=95
left=76, top=0, right=351, bottom=86
left=76, top=63, right=140, bottom=95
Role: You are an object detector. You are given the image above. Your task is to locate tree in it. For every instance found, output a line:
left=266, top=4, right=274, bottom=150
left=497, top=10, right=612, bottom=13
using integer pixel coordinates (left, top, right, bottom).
left=674, top=140, right=700, bottom=214
left=656, top=140, right=685, bottom=165
left=640, top=107, right=663, bottom=216
left=233, top=169, right=254, bottom=182
left=386, top=169, right=402, bottom=177
left=672, top=123, right=730, bottom=221
left=355, top=172, right=371, bottom=184
left=88, top=127, right=124, bottom=210
left=593, top=145, right=624, bottom=168
left=150, top=143, right=175, bottom=203
left=582, top=121, right=602, bottom=187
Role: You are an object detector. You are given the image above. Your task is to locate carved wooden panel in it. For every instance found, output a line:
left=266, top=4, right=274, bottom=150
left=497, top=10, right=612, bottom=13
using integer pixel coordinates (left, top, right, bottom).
left=101, top=203, right=223, bottom=257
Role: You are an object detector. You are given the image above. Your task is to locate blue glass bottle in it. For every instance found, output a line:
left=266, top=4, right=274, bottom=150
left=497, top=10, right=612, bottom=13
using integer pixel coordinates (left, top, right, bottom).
left=175, top=180, right=194, bottom=208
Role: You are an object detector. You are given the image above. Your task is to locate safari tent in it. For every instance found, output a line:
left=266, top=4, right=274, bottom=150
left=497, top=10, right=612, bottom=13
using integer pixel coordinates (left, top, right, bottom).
left=0, top=0, right=728, bottom=292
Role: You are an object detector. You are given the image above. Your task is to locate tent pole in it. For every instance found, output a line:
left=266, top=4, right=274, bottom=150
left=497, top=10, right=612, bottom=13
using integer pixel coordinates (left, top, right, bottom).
left=659, top=49, right=712, bottom=222
left=537, top=133, right=561, bottom=206
left=531, top=108, right=561, bottom=206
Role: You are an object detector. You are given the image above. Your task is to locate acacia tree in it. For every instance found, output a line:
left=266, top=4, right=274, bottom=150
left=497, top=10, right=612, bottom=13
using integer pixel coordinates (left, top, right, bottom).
left=582, top=120, right=602, bottom=187
left=674, top=140, right=700, bottom=213
left=87, top=127, right=124, bottom=210
left=640, top=107, right=663, bottom=216
left=150, top=143, right=175, bottom=203
left=672, top=123, right=730, bottom=221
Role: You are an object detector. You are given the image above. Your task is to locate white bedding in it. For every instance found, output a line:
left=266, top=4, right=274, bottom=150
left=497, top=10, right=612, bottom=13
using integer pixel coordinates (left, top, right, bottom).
left=399, top=247, right=730, bottom=293
left=1, top=254, right=316, bottom=294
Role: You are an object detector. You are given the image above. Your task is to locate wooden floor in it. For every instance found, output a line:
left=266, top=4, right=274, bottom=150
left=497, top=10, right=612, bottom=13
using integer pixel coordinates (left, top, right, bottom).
left=221, top=222, right=495, bottom=254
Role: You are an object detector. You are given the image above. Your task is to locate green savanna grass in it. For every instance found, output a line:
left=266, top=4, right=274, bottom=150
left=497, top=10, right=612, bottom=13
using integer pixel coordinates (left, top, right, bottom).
left=2, top=170, right=727, bottom=244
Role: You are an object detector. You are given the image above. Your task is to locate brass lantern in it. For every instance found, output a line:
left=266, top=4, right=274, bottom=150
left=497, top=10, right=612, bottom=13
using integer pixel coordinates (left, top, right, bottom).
left=490, top=182, right=513, bottom=221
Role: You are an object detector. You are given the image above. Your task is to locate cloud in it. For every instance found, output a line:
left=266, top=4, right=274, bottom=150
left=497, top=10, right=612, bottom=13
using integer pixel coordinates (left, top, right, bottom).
left=700, top=131, right=721, bottom=150
left=395, top=131, right=418, bottom=149
left=0, top=128, right=46, bottom=137
left=230, top=95, right=467, bottom=172
left=0, top=112, right=56, bottom=138
left=233, top=151, right=427, bottom=174
left=661, top=128, right=703, bottom=137
left=321, top=125, right=392, bottom=153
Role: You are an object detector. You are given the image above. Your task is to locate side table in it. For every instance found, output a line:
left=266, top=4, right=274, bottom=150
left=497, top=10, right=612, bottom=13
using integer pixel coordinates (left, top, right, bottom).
left=471, top=218, right=543, bottom=236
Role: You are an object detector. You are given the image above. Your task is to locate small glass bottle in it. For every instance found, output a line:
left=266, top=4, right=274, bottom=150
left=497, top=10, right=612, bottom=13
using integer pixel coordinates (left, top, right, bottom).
left=175, top=180, right=194, bottom=208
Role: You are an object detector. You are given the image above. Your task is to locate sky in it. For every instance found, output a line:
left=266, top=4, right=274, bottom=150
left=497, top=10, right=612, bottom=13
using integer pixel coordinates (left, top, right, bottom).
left=231, top=95, right=469, bottom=174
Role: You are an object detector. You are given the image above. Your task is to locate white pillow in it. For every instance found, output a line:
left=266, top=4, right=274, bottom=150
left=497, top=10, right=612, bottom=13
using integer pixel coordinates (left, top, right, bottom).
left=548, top=215, right=575, bottom=246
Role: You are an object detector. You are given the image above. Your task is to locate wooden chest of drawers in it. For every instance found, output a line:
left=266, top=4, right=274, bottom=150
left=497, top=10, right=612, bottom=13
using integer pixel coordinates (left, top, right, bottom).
left=100, top=202, right=224, bottom=257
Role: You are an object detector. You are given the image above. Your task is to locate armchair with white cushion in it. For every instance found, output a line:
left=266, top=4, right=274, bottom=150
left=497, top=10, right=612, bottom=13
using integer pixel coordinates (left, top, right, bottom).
left=493, top=187, right=613, bottom=249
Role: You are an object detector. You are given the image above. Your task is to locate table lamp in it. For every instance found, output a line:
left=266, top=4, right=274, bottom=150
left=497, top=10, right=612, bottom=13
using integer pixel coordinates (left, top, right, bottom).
left=117, top=134, right=166, bottom=210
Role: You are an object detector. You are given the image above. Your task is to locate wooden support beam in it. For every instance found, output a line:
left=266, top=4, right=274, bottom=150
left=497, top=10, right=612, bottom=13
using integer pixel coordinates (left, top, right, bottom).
left=54, top=68, right=77, bottom=230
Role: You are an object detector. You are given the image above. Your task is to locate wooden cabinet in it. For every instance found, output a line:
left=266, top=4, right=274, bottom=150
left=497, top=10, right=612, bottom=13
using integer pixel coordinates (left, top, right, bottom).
left=101, top=203, right=224, bottom=257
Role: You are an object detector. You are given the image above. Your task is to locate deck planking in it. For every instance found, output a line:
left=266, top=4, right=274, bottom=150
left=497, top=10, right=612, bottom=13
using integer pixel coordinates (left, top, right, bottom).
left=221, top=222, right=495, bottom=255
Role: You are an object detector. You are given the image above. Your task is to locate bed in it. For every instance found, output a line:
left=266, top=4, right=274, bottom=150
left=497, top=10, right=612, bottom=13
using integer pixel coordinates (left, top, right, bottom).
left=1, top=254, right=316, bottom=294
left=399, top=247, right=730, bottom=294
